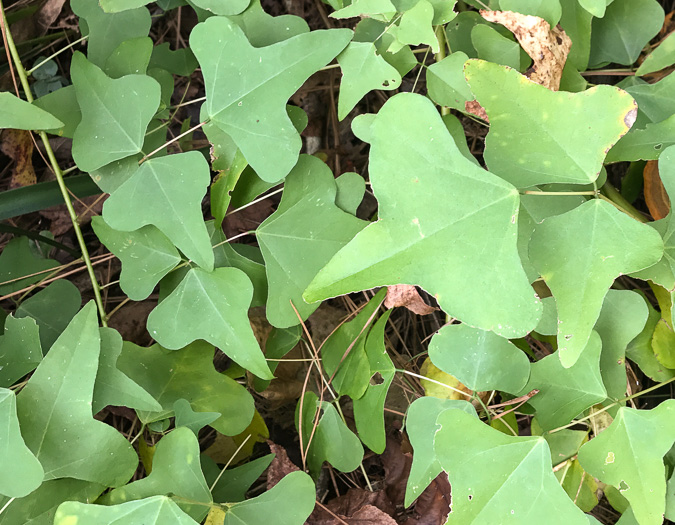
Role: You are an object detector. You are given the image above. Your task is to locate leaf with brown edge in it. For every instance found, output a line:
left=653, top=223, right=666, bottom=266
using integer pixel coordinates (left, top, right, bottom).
left=384, top=285, right=437, bottom=315
left=480, top=9, right=572, bottom=91
left=644, top=159, right=671, bottom=220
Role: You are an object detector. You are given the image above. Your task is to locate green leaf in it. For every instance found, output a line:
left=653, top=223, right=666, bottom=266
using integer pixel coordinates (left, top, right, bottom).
left=117, top=341, right=255, bottom=436
left=219, top=471, right=315, bottom=525
left=33, top=86, right=81, bottom=138
left=0, top=388, right=43, bottom=498
left=92, top=217, right=181, bottom=301
left=98, top=0, right=154, bottom=13
left=147, top=267, right=271, bottom=379
left=92, top=327, right=162, bottom=413
left=15, top=280, right=81, bottom=353
left=55, top=496, right=199, bottom=525
left=103, top=152, right=214, bottom=271
left=71, top=0, right=151, bottom=67
left=0, top=236, right=58, bottom=296
left=191, top=17, right=351, bottom=182
left=471, top=24, right=523, bottom=70
left=606, top=114, right=675, bottom=162
left=434, top=409, right=588, bottom=523
left=464, top=59, right=637, bottom=188
left=388, top=0, right=439, bottom=54
left=70, top=52, right=160, bottom=172
left=500, top=0, right=562, bottom=26
left=257, top=155, right=367, bottom=328
left=404, top=397, right=477, bottom=507
left=334, top=172, right=366, bottom=215
left=624, top=72, right=675, bottom=127
left=190, top=0, right=249, bottom=15
left=0, top=479, right=105, bottom=525
left=555, top=459, right=598, bottom=512
left=560, top=0, right=593, bottom=70
left=322, top=289, right=387, bottom=400
left=578, top=400, right=675, bottom=525
left=589, top=0, right=664, bottom=67
left=636, top=32, right=675, bottom=76
left=103, top=428, right=211, bottom=521
left=519, top=331, right=606, bottom=431
left=332, top=0, right=397, bottom=21
left=594, top=290, right=648, bottom=402
left=529, top=199, right=663, bottom=367
left=305, top=93, right=542, bottom=339
left=227, top=0, right=309, bottom=47
left=337, top=42, right=401, bottom=120
left=626, top=299, right=675, bottom=382
left=103, top=36, right=153, bottom=78
left=578, top=0, right=612, bottom=18
left=426, top=52, right=473, bottom=112
left=429, top=323, right=531, bottom=394
left=148, top=43, right=198, bottom=76
left=202, top=454, right=273, bottom=503
left=0, top=316, right=42, bottom=388
left=0, top=93, right=64, bottom=131
left=173, top=399, right=219, bottom=436
left=353, top=311, right=394, bottom=453
left=16, top=302, right=138, bottom=485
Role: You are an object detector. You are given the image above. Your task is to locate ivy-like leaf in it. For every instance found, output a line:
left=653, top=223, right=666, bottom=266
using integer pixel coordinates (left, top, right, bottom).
left=103, top=151, right=214, bottom=271
left=0, top=93, right=64, bottom=131
left=305, top=93, right=542, bottom=338
left=116, top=341, right=255, bottom=436
left=71, top=52, right=160, bottom=172
left=0, top=388, right=43, bottom=498
left=191, top=17, right=351, bottom=182
left=16, top=302, right=138, bottom=486
left=0, top=316, right=42, bottom=388
left=147, top=267, right=271, bottom=379
left=257, top=155, right=367, bottom=328
left=464, top=59, right=636, bottom=188
left=529, top=199, right=663, bottom=367
left=55, top=496, right=198, bottom=525
left=92, top=217, right=181, bottom=301
left=578, top=400, right=675, bottom=525
left=429, top=323, right=531, bottom=394
left=388, top=0, right=439, bottom=53
left=434, top=409, right=588, bottom=523
left=102, top=428, right=211, bottom=521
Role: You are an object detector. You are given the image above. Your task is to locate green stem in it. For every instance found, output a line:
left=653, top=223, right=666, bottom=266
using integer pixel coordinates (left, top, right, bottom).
left=434, top=26, right=450, bottom=116
left=600, top=182, right=649, bottom=223
left=0, top=1, right=108, bottom=326
left=522, top=190, right=598, bottom=196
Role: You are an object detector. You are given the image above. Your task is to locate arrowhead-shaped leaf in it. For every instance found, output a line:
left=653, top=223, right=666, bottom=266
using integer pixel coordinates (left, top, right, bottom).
left=305, top=93, right=542, bottom=338
left=16, top=302, right=138, bottom=486
left=190, top=16, right=352, bottom=182
left=55, top=496, right=199, bottom=525
left=578, top=400, right=675, bottom=525
left=173, top=399, right=219, bottom=436
left=0, top=93, right=64, bottom=130
left=464, top=59, right=636, bottom=188
left=529, top=199, right=663, bottom=367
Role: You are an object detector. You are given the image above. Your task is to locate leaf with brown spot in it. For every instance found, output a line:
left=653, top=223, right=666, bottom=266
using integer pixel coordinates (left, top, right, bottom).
left=464, top=99, right=489, bottom=122
left=644, top=159, right=670, bottom=220
left=0, top=129, right=36, bottom=188
left=480, top=10, right=571, bottom=91
left=384, top=285, right=437, bottom=315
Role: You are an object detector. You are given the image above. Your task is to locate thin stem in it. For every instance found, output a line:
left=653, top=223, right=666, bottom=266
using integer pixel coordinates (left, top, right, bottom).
left=581, top=69, right=635, bottom=77
left=208, top=434, right=252, bottom=492
left=26, top=35, right=88, bottom=75
left=522, top=190, right=598, bottom=196
left=169, top=95, right=206, bottom=109
left=600, top=182, right=649, bottom=223
left=0, top=497, right=15, bottom=516
left=139, top=120, right=207, bottom=164
left=0, top=1, right=108, bottom=326
left=434, top=26, right=450, bottom=117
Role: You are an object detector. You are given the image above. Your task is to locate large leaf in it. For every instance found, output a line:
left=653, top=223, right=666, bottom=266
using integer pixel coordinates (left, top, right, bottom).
left=147, top=267, right=271, bottom=379
left=257, top=155, right=367, bottom=328
left=529, top=199, right=663, bottom=367
left=0, top=388, right=43, bottom=498
left=305, top=93, right=542, bottom=339
left=103, top=152, right=214, bottom=271
left=578, top=400, right=675, bottom=525
left=428, top=323, right=530, bottom=394
left=55, top=496, right=199, bottom=525
left=16, top=303, right=138, bottom=485
left=464, top=59, right=636, bottom=188
left=0, top=316, right=42, bottom=388
left=191, top=16, right=351, bottom=182
left=434, top=409, right=588, bottom=523
left=116, top=341, right=254, bottom=436
left=0, top=93, right=64, bottom=131
left=102, top=428, right=211, bottom=521
left=70, top=52, right=160, bottom=172
left=500, top=0, right=562, bottom=26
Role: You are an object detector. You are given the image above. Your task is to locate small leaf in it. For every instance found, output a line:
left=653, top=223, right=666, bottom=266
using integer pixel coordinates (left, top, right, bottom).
left=332, top=0, right=397, bottom=21
left=0, top=316, right=42, bottom=388
left=147, top=267, right=271, bottom=379
left=174, top=399, right=219, bottom=436
left=0, top=388, right=43, bottom=498
left=388, top=0, right=439, bottom=54
left=104, top=36, right=153, bottom=78
left=636, top=31, right=675, bottom=77
left=626, top=299, right=675, bottom=382
left=471, top=24, right=523, bottom=70
left=334, top=172, right=366, bottom=215
left=190, top=0, right=249, bottom=15
left=529, top=199, right=663, bottom=367
left=0, top=93, right=64, bottom=131
left=578, top=400, right=675, bottom=525
left=227, top=0, right=310, bottom=48
left=426, top=52, right=473, bottom=111
left=428, top=323, right=531, bottom=394
left=203, top=454, right=274, bottom=503
left=555, top=459, right=598, bottom=512
left=578, top=0, right=612, bottom=18
left=606, top=114, right=675, bottom=162
left=57, top=496, right=199, bottom=525
left=0, top=236, right=58, bottom=296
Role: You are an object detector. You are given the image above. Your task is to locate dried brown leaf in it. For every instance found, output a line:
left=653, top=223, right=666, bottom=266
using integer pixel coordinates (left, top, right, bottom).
left=384, top=285, right=437, bottom=315
left=480, top=10, right=572, bottom=91
left=266, top=441, right=299, bottom=490
left=644, top=160, right=670, bottom=220
left=406, top=474, right=451, bottom=525
left=1, top=129, right=36, bottom=188
left=381, top=437, right=412, bottom=506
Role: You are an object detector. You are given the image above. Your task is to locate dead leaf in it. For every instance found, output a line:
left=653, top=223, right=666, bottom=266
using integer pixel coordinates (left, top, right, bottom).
left=480, top=10, right=572, bottom=91
left=1, top=129, right=36, bottom=188
left=36, top=0, right=68, bottom=33
left=266, top=441, right=299, bottom=490
left=309, top=489, right=396, bottom=524
left=464, top=100, right=489, bottom=122
left=406, top=474, right=451, bottom=525
left=644, top=159, right=670, bottom=219
left=384, top=285, right=437, bottom=315
left=380, top=436, right=412, bottom=506
left=347, top=505, right=397, bottom=524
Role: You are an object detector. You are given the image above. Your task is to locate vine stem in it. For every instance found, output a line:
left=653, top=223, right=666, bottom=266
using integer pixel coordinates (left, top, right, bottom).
left=522, top=190, right=598, bottom=196
left=434, top=26, right=450, bottom=117
left=600, top=182, right=649, bottom=223
left=0, top=0, right=108, bottom=326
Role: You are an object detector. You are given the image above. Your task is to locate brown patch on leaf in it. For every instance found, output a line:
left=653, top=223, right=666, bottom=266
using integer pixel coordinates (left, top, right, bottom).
left=481, top=10, right=572, bottom=91
left=384, top=285, right=437, bottom=315
left=1, top=129, right=36, bottom=188
left=266, top=441, right=299, bottom=490
left=644, top=160, right=671, bottom=220
left=464, top=100, right=489, bottom=122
